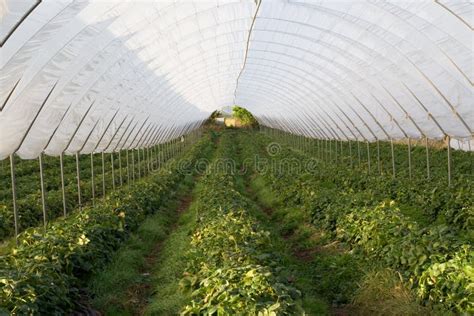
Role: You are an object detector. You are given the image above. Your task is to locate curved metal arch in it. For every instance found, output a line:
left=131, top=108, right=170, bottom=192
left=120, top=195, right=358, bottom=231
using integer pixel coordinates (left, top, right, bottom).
left=164, top=53, right=381, bottom=140
left=236, top=79, right=345, bottom=140
left=234, top=70, right=357, bottom=140
left=368, top=0, right=472, bottom=85
left=2, top=4, right=131, bottom=120
left=151, top=45, right=392, bottom=140
left=157, top=55, right=376, bottom=141
left=242, top=33, right=468, bottom=135
left=240, top=56, right=429, bottom=140
left=281, top=2, right=470, bottom=90
left=235, top=87, right=333, bottom=139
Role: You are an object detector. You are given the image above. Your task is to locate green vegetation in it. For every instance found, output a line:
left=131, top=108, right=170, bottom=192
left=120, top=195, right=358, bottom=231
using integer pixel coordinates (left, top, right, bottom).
left=245, top=129, right=473, bottom=313
left=88, top=138, right=216, bottom=315
left=0, top=139, right=186, bottom=240
left=1, top=128, right=471, bottom=314
left=232, top=105, right=258, bottom=127
left=177, top=132, right=301, bottom=314
left=0, top=136, right=211, bottom=315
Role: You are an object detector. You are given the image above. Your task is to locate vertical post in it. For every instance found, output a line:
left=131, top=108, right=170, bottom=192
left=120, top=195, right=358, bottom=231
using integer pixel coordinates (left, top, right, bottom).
left=60, top=152, right=66, bottom=216
left=390, top=139, right=396, bottom=178
left=349, top=140, right=353, bottom=168
left=90, top=153, right=95, bottom=205
left=145, top=148, right=149, bottom=173
left=366, top=141, right=371, bottom=174
left=110, top=152, right=115, bottom=190
left=137, top=149, right=141, bottom=179
left=126, top=149, right=130, bottom=187
left=39, top=153, right=47, bottom=228
left=75, top=152, right=82, bottom=209
left=131, top=149, right=135, bottom=182
left=118, top=151, right=123, bottom=186
left=447, top=135, right=452, bottom=186
left=425, top=137, right=430, bottom=179
left=408, top=137, right=412, bottom=179
left=146, top=147, right=150, bottom=173
left=10, top=154, right=19, bottom=242
left=335, top=138, right=338, bottom=163
left=102, top=152, right=106, bottom=199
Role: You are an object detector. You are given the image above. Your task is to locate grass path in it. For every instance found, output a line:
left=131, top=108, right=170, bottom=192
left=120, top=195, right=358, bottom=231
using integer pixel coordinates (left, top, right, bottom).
left=84, top=176, right=196, bottom=315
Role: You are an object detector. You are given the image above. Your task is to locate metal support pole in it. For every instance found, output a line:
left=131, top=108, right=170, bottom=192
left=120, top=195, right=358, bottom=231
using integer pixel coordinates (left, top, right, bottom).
left=137, top=149, right=141, bottom=179
left=39, top=153, right=47, bottom=228
left=425, top=137, right=430, bottom=179
left=10, top=154, right=19, bottom=242
left=447, top=135, right=452, bottom=186
left=131, top=150, right=135, bottom=182
left=75, top=152, right=82, bottom=209
left=408, top=137, right=412, bottom=179
left=60, top=152, right=66, bottom=216
left=391, top=139, right=396, bottom=178
left=146, top=148, right=150, bottom=173
left=111, top=153, right=115, bottom=190
left=366, top=141, right=371, bottom=174
left=118, top=151, right=123, bottom=186
left=90, top=153, right=95, bottom=205
left=102, top=152, right=106, bottom=198
left=126, top=149, right=130, bottom=187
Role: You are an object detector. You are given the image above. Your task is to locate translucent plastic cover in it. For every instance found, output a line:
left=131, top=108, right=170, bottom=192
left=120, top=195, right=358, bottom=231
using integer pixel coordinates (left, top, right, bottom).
left=0, top=0, right=472, bottom=159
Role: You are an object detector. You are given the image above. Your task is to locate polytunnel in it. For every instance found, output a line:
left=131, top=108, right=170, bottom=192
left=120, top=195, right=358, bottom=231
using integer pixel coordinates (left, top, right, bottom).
left=0, top=1, right=473, bottom=315
left=0, top=0, right=472, bottom=160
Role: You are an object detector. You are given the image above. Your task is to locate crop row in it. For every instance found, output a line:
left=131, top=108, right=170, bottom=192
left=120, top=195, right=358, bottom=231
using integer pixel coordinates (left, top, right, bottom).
left=0, top=135, right=211, bottom=315
left=177, top=131, right=302, bottom=314
left=263, top=129, right=473, bottom=231
left=240, top=131, right=473, bottom=313
left=0, top=140, right=183, bottom=200
left=266, top=128, right=473, bottom=181
left=0, top=140, right=187, bottom=240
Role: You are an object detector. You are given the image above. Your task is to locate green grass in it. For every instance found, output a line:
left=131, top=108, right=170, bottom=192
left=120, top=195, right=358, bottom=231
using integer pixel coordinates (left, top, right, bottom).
left=87, top=180, right=193, bottom=315
left=143, top=201, right=198, bottom=315
left=243, top=174, right=330, bottom=314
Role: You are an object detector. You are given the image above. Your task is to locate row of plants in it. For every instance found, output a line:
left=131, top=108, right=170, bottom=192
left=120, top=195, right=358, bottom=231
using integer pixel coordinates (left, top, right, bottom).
left=0, top=140, right=183, bottom=201
left=0, top=134, right=211, bottom=315
left=243, top=131, right=473, bottom=313
left=265, top=128, right=473, bottom=180
left=0, top=141, right=185, bottom=240
left=263, top=129, right=473, bottom=231
left=176, top=131, right=302, bottom=314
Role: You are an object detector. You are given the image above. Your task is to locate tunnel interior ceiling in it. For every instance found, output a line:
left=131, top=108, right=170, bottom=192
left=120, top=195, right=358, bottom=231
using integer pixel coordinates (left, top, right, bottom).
left=0, top=0, right=472, bottom=159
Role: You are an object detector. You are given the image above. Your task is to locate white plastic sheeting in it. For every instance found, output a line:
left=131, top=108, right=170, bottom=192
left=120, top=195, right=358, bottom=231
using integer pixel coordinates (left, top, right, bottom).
left=0, top=0, right=472, bottom=159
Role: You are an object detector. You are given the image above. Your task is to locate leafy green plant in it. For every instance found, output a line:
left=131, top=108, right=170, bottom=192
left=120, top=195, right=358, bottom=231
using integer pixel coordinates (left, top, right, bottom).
left=238, top=130, right=473, bottom=313
left=232, top=106, right=258, bottom=127
left=0, top=136, right=212, bottom=314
